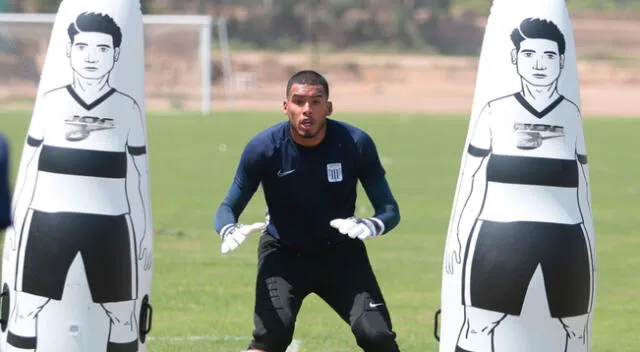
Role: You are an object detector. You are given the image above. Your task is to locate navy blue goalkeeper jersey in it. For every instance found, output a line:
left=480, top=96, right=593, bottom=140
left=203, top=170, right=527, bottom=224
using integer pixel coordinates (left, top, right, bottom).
left=215, top=119, right=400, bottom=251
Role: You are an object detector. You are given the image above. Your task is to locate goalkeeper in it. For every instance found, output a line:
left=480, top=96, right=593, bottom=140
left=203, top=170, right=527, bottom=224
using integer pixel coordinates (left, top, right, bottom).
left=213, top=70, right=402, bottom=352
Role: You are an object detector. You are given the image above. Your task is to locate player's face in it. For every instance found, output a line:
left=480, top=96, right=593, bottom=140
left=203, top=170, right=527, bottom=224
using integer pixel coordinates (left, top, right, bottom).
left=283, top=83, right=332, bottom=145
left=68, top=32, right=119, bottom=79
left=513, top=38, right=564, bottom=87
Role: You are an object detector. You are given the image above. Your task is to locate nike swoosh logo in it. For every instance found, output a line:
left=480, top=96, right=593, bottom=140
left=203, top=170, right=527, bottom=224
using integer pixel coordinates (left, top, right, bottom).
left=277, top=169, right=296, bottom=177
left=369, top=302, right=384, bottom=308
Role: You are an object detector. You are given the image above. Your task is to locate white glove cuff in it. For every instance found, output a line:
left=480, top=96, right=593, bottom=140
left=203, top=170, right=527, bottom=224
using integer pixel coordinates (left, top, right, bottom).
left=220, top=223, right=236, bottom=238
left=368, top=217, right=385, bottom=236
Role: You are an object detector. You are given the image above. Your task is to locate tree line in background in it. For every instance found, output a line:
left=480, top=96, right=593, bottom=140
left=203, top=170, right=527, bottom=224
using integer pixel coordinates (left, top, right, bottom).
left=24, top=0, right=640, bottom=14
left=20, top=0, right=640, bottom=54
left=456, top=0, right=640, bottom=13
left=223, top=0, right=476, bottom=54
left=12, top=0, right=154, bottom=13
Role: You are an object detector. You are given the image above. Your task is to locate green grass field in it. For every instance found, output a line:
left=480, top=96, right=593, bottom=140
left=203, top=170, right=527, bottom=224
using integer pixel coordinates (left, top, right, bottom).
left=1, top=110, right=639, bottom=352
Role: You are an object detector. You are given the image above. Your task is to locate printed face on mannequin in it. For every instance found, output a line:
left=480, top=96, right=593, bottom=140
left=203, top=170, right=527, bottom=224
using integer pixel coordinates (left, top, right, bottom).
left=67, top=32, right=120, bottom=80
left=512, top=39, right=565, bottom=87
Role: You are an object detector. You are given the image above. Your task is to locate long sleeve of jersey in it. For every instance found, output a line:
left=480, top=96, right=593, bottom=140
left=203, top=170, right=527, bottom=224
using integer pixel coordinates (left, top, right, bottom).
left=214, top=181, right=255, bottom=234
left=213, top=137, right=264, bottom=234
left=355, top=131, right=400, bottom=234
left=362, top=176, right=400, bottom=235
left=0, top=136, right=11, bottom=230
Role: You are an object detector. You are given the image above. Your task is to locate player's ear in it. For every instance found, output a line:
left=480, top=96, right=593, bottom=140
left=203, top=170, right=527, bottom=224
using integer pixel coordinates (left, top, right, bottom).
left=326, top=101, right=333, bottom=116
left=66, top=42, right=71, bottom=57
left=114, top=47, right=120, bottom=62
left=282, top=100, right=288, bottom=115
left=511, top=48, right=517, bottom=65
left=560, top=54, right=565, bottom=69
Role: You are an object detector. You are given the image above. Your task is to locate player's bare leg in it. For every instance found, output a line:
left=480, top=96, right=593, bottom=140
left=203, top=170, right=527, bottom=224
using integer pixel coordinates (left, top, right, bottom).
left=456, top=306, right=507, bottom=352
left=559, top=315, right=589, bottom=352
left=5, top=292, right=49, bottom=352
left=102, top=301, right=138, bottom=350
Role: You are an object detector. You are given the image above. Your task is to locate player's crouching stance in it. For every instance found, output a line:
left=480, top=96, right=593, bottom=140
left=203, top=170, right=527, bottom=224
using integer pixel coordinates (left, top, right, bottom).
left=213, top=70, right=402, bottom=352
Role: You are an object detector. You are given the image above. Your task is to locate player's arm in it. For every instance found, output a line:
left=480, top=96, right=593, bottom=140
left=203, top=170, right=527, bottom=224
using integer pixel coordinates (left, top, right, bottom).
left=11, top=94, right=47, bottom=242
left=444, top=104, right=492, bottom=274
left=126, top=101, right=152, bottom=269
left=449, top=105, right=492, bottom=232
left=575, top=111, right=596, bottom=272
left=214, top=138, right=266, bottom=254
left=362, top=176, right=400, bottom=235
left=330, top=131, right=399, bottom=240
left=574, top=109, right=591, bottom=218
left=214, top=181, right=255, bottom=233
left=0, top=135, right=11, bottom=231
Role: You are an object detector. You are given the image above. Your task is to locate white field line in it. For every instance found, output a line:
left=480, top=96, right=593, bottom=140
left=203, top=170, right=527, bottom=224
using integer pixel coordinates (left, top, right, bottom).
left=148, top=335, right=250, bottom=341
left=147, top=336, right=302, bottom=351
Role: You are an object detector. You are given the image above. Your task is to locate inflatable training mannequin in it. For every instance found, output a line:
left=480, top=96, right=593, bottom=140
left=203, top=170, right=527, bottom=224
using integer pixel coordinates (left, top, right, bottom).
left=436, top=0, right=596, bottom=351
left=1, top=0, right=153, bottom=351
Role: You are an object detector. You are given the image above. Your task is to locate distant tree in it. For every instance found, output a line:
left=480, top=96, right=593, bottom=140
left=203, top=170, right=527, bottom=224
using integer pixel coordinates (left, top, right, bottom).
left=34, top=0, right=154, bottom=14
left=33, top=0, right=59, bottom=12
left=140, top=0, right=153, bottom=14
left=399, top=0, right=430, bottom=50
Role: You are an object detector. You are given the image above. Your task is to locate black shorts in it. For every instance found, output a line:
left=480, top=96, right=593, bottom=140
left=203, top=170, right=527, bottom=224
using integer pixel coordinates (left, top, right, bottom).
left=20, top=210, right=134, bottom=303
left=249, top=235, right=398, bottom=352
left=464, top=220, right=592, bottom=318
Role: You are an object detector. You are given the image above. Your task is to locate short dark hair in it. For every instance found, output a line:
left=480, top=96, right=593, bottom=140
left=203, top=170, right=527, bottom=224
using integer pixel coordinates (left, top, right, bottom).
left=67, top=12, right=123, bottom=48
left=510, top=18, right=566, bottom=55
left=286, top=70, right=329, bottom=98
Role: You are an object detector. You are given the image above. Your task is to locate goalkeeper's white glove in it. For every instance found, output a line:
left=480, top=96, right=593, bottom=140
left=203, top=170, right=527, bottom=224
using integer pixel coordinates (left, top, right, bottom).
left=329, top=217, right=385, bottom=240
left=219, top=222, right=266, bottom=254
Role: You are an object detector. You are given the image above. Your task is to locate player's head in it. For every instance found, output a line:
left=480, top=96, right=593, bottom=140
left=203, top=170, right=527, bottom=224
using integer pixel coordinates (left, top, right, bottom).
left=510, top=18, right=566, bottom=87
left=66, top=12, right=122, bottom=80
left=283, top=70, right=333, bottom=145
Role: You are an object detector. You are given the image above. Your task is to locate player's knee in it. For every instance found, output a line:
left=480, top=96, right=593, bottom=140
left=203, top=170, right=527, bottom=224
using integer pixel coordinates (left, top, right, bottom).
left=351, top=310, right=398, bottom=351
left=465, top=308, right=507, bottom=332
left=252, top=333, right=293, bottom=352
left=252, top=312, right=295, bottom=352
left=14, top=293, right=49, bottom=315
left=560, top=316, right=589, bottom=337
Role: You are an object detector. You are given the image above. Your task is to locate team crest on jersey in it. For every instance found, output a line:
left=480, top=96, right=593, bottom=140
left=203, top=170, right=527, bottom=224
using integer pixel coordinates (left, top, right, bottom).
left=513, top=122, right=565, bottom=150
left=326, top=163, right=343, bottom=183
left=64, top=115, right=115, bottom=141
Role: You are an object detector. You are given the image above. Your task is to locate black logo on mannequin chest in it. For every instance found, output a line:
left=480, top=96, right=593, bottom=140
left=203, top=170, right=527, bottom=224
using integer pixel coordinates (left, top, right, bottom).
left=513, top=122, right=565, bottom=150
left=64, top=115, right=115, bottom=141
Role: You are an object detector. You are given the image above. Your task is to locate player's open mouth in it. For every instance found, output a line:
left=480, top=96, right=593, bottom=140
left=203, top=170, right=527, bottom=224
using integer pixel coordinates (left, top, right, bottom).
left=300, top=120, right=313, bottom=129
